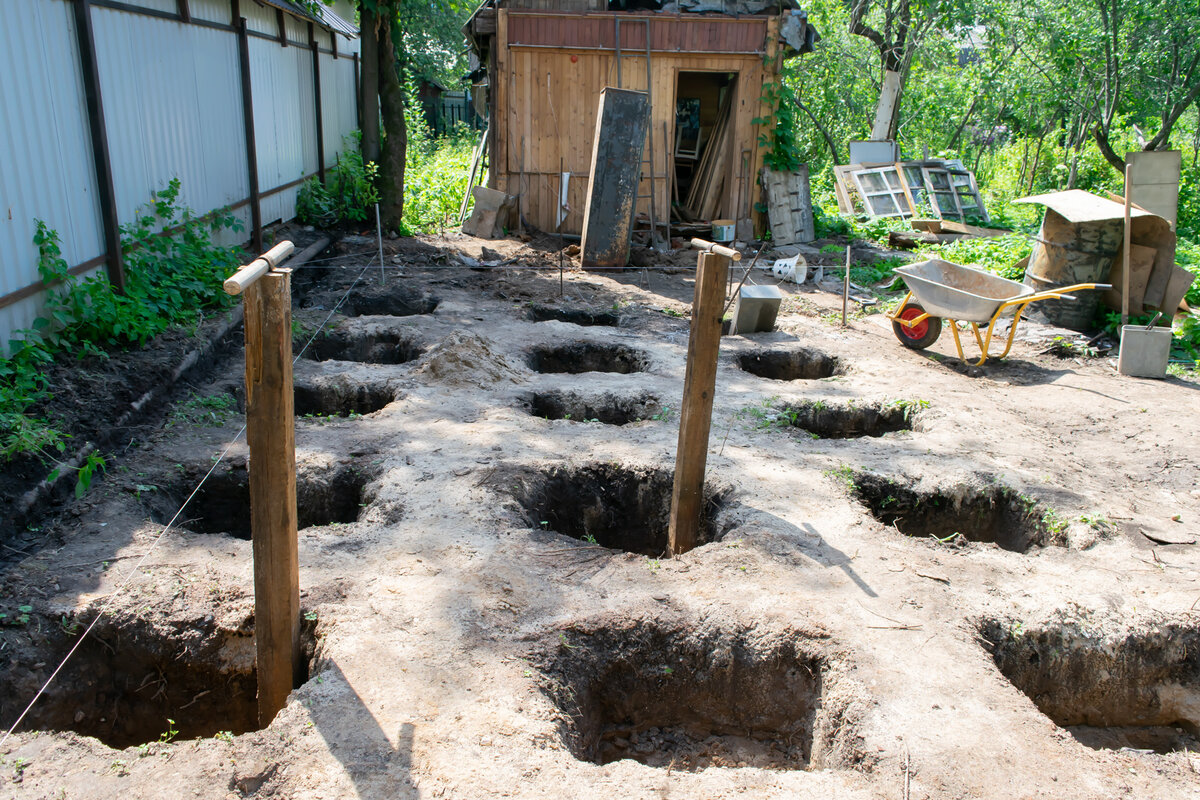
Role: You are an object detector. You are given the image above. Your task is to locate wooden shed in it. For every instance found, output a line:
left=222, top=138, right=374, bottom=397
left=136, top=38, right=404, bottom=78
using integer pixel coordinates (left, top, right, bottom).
left=464, top=0, right=815, bottom=240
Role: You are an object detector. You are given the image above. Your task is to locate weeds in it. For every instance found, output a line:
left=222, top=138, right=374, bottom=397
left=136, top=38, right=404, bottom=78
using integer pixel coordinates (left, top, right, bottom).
left=1, top=180, right=243, bottom=490
left=169, top=393, right=238, bottom=428
left=296, top=134, right=380, bottom=227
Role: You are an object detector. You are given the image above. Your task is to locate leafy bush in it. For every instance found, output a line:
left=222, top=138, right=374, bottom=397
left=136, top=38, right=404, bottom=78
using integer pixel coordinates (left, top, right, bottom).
left=402, top=125, right=479, bottom=234
left=914, top=233, right=1033, bottom=281
left=296, top=135, right=380, bottom=228
left=1, top=180, right=243, bottom=471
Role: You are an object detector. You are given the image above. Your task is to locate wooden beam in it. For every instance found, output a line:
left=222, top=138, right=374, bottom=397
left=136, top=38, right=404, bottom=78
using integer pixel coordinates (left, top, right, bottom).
left=668, top=250, right=729, bottom=556
left=237, top=17, right=263, bottom=252
left=276, top=8, right=287, bottom=46
left=243, top=268, right=300, bottom=727
left=176, top=0, right=190, bottom=23
left=72, top=0, right=126, bottom=294
left=309, top=23, right=325, bottom=182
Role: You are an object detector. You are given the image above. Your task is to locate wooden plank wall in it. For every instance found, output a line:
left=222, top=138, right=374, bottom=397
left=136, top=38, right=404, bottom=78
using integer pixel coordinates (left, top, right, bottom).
left=492, top=9, right=779, bottom=236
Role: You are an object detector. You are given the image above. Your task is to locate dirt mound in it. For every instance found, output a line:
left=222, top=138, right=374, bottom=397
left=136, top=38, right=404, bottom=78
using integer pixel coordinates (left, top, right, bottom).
left=412, top=329, right=527, bottom=386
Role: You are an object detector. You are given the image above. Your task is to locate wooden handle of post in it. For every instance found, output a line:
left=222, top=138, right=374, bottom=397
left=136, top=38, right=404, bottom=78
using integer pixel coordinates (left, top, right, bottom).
left=689, top=238, right=742, bottom=261
left=224, top=241, right=297, bottom=295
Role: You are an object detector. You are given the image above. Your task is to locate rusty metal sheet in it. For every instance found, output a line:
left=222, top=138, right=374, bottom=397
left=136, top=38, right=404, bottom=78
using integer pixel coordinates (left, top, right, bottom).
left=581, top=88, right=650, bottom=269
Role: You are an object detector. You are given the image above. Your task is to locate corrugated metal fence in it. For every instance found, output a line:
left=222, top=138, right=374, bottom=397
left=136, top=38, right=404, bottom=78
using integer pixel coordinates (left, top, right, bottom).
left=0, top=0, right=361, bottom=350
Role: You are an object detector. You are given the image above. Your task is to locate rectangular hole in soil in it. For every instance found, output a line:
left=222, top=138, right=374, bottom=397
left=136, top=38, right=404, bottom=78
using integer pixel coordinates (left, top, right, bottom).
left=775, top=401, right=918, bottom=439
left=150, top=460, right=378, bottom=539
left=0, top=612, right=319, bottom=749
left=736, top=348, right=841, bottom=380
left=850, top=472, right=1062, bottom=552
left=528, top=391, right=661, bottom=426
left=541, top=619, right=863, bottom=771
left=293, top=381, right=396, bottom=417
left=500, top=463, right=727, bottom=556
left=300, top=330, right=425, bottom=364
left=979, top=616, right=1200, bottom=753
left=527, top=342, right=649, bottom=374
left=528, top=305, right=620, bottom=327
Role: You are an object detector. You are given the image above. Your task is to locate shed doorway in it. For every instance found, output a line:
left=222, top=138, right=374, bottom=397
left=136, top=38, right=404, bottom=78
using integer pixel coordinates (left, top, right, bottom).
left=673, top=71, right=736, bottom=221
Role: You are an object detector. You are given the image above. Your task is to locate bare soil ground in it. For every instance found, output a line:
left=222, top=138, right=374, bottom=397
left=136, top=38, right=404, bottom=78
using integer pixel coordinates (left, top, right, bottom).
left=2, top=231, right=1199, bottom=799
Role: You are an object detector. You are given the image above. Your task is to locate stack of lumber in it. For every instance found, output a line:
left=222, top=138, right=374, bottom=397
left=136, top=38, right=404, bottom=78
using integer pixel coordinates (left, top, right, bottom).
left=683, top=94, right=732, bottom=220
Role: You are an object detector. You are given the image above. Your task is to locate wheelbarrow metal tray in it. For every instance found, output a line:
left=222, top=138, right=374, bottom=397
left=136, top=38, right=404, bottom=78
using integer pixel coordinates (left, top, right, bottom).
left=895, top=259, right=1034, bottom=324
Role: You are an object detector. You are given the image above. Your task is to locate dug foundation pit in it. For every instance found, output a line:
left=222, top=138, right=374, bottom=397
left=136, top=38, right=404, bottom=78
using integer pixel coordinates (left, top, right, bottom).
left=343, top=284, right=440, bottom=317
left=852, top=473, right=1061, bottom=552
left=152, top=460, right=377, bottom=539
left=777, top=401, right=918, bottom=439
left=503, top=463, right=725, bottom=555
left=0, top=612, right=318, bottom=750
left=528, top=305, right=620, bottom=327
left=979, top=616, right=1200, bottom=753
left=301, top=329, right=425, bottom=365
left=737, top=348, right=841, bottom=380
left=528, top=390, right=661, bottom=425
left=527, top=342, right=649, bottom=374
left=293, top=380, right=396, bottom=417
left=540, top=618, right=863, bottom=771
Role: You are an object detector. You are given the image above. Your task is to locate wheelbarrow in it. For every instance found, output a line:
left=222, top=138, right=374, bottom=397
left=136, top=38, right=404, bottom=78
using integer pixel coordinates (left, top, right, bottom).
left=888, top=259, right=1111, bottom=366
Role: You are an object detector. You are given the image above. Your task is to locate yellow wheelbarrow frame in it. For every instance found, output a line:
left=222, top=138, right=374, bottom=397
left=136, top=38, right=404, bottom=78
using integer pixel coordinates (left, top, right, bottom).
left=888, top=283, right=1110, bottom=367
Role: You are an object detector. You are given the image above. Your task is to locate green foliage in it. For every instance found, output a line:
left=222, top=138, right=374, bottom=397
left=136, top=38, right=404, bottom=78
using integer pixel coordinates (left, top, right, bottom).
left=755, top=79, right=803, bottom=172
left=914, top=234, right=1033, bottom=281
left=169, top=392, right=239, bottom=428
left=296, top=135, right=381, bottom=227
left=1, top=181, right=243, bottom=476
left=400, top=126, right=478, bottom=234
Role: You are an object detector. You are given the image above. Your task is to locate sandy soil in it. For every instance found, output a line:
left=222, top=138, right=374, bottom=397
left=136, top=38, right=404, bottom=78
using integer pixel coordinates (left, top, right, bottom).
left=2, top=231, right=1199, bottom=799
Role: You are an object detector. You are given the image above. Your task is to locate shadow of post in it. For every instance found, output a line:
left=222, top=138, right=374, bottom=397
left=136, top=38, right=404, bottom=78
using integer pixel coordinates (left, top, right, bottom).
left=307, top=660, right=418, bottom=798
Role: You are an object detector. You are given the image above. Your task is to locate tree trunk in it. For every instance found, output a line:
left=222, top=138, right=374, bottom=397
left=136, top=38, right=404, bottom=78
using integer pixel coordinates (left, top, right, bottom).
left=870, top=69, right=903, bottom=141
left=791, top=92, right=841, bottom=164
left=359, top=2, right=380, bottom=164
left=377, top=7, right=406, bottom=231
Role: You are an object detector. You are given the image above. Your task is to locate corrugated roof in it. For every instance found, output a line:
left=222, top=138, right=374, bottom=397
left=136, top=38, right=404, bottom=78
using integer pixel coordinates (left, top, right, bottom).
left=258, top=0, right=360, bottom=39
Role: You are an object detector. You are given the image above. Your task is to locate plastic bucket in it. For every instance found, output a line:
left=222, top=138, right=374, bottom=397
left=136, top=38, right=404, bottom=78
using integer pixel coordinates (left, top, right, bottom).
left=712, top=219, right=735, bottom=243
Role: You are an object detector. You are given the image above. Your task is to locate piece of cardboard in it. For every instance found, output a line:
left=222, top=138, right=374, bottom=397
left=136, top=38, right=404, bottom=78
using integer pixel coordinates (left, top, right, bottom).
left=1158, top=265, right=1197, bottom=315
left=1103, top=243, right=1156, bottom=315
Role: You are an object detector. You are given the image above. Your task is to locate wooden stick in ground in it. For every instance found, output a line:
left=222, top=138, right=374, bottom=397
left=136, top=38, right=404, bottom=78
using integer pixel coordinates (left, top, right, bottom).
left=1122, top=163, right=1132, bottom=326
left=668, top=250, right=729, bottom=556
left=244, top=269, right=301, bottom=727
left=843, top=244, right=851, bottom=326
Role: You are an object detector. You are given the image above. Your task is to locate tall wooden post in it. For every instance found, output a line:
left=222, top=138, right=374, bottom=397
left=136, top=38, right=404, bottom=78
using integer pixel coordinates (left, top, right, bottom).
left=245, top=269, right=299, bottom=725
left=1121, top=163, right=1132, bottom=326
left=668, top=249, right=730, bottom=555
left=226, top=242, right=299, bottom=727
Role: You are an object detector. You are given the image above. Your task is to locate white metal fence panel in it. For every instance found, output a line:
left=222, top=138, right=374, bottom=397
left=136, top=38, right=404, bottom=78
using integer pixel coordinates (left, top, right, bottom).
left=250, top=36, right=316, bottom=225
left=0, top=0, right=361, bottom=351
left=93, top=6, right=247, bottom=225
left=0, top=0, right=104, bottom=342
left=322, top=55, right=358, bottom=164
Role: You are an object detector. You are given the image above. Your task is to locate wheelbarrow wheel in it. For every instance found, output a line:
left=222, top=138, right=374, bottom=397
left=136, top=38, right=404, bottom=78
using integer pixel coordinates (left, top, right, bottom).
left=892, top=301, right=942, bottom=349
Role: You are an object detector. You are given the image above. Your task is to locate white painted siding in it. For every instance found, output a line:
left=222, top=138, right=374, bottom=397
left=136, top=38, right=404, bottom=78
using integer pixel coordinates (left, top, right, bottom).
left=0, top=0, right=360, bottom=350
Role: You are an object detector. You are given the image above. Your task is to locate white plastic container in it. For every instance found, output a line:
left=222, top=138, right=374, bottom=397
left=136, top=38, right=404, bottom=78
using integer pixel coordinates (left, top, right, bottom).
left=711, top=219, right=735, bottom=243
left=1118, top=325, right=1172, bottom=378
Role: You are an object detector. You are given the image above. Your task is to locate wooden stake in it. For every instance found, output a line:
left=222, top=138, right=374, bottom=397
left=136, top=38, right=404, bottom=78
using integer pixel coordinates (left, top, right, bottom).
left=668, top=250, right=729, bottom=556
left=842, top=244, right=851, bottom=326
left=1122, top=163, right=1132, bottom=326
left=244, top=270, right=300, bottom=727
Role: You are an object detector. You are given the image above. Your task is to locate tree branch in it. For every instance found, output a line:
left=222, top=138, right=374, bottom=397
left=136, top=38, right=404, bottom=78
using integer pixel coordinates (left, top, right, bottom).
left=790, top=92, right=842, bottom=164
left=1092, top=123, right=1125, bottom=172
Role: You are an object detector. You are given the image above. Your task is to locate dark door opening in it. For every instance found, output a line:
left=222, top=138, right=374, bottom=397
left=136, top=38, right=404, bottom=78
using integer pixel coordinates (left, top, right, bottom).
left=673, top=71, right=736, bottom=222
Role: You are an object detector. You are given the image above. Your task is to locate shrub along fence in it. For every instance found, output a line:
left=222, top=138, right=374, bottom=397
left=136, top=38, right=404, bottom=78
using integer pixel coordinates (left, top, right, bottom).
left=0, top=0, right=362, bottom=351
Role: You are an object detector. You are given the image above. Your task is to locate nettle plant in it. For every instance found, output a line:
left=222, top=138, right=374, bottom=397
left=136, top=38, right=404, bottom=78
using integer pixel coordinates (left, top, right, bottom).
left=1, top=179, right=243, bottom=494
